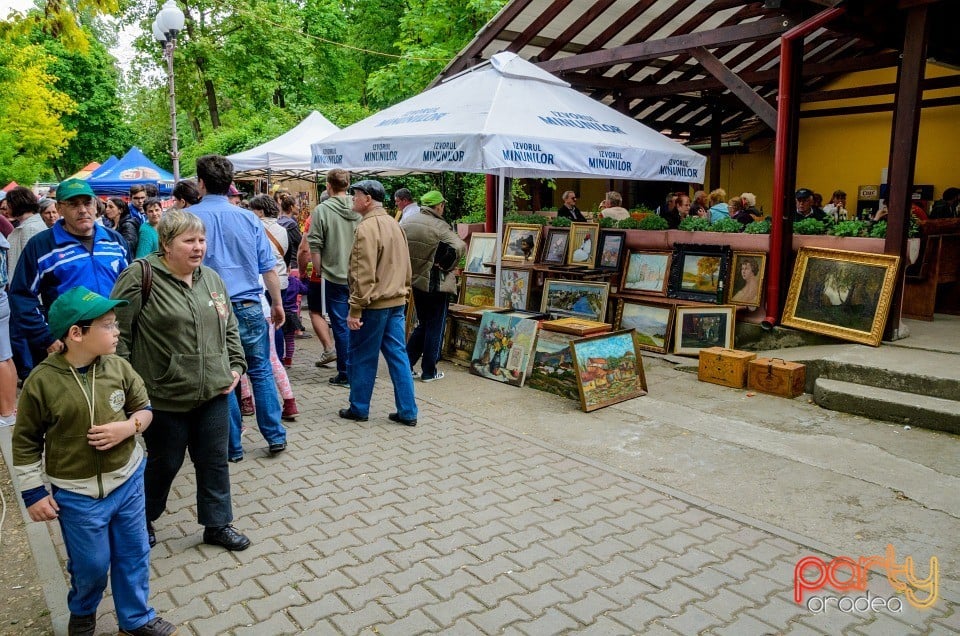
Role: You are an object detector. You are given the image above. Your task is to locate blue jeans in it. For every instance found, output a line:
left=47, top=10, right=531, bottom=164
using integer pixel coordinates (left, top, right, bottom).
left=55, top=461, right=156, bottom=630
left=228, top=302, right=286, bottom=459
left=325, top=280, right=351, bottom=378
left=144, top=395, right=232, bottom=527
left=407, top=288, right=449, bottom=379
left=348, top=305, right=418, bottom=421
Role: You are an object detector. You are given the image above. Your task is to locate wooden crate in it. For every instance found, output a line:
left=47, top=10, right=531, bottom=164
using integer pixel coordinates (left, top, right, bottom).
left=747, top=358, right=806, bottom=398
left=697, top=347, right=757, bottom=389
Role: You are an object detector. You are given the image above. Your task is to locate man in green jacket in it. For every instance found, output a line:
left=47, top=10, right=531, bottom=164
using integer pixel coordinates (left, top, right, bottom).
left=307, top=168, right=361, bottom=386
left=403, top=190, right=466, bottom=382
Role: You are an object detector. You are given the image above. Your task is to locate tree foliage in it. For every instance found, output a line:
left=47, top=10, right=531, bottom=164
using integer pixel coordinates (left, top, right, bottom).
left=0, top=39, right=75, bottom=184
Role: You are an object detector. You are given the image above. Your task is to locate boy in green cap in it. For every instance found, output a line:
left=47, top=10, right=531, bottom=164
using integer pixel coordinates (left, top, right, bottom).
left=12, top=286, right=177, bottom=636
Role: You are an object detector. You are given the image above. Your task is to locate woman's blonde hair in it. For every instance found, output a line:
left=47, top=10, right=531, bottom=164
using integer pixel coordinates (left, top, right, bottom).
left=158, top=208, right=205, bottom=253
left=708, top=188, right=727, bottom=206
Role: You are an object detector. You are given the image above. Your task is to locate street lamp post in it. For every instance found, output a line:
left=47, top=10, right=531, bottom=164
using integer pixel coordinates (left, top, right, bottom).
left=152, top=0, right=185, bottom=181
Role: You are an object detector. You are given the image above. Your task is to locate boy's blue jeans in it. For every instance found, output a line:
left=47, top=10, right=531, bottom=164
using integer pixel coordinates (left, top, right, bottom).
left=54, top=460, right=156, bottom=630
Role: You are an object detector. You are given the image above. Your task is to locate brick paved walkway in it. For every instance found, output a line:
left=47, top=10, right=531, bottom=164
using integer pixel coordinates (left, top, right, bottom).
left=36, top=349, right=959, bottom=634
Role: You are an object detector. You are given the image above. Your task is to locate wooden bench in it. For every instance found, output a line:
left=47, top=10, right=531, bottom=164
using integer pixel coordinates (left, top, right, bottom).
left=903, top=220, right=960, bottom=320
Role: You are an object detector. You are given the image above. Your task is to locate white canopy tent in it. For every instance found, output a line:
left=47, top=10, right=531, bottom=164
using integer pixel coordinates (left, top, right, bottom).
left=311, top=51, right=706, bottom=300
left=229, top=110, right=339, bottom=179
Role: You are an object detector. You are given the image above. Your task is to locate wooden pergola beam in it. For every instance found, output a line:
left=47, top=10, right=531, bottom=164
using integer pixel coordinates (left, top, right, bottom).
left=620, top=51, right=902, bottom=98
left=801, top=73, right=960, bottom=102
left=800, top=95, right=960, bottom=118
left=690, top=47, right=779, bottom=130
left=538, top=17, right=792, bottom=74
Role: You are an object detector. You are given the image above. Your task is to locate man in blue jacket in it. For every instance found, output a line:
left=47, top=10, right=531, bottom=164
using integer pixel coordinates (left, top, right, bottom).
left=9, top=178, right=130, bottom=377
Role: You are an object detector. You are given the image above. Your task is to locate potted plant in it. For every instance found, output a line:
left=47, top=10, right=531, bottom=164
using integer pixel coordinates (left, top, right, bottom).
left=455, top=210, right=487, bottom=241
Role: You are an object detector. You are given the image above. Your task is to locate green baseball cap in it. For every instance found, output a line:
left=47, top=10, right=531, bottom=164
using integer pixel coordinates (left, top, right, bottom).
left=420, top=190, right=446, bottom=206
left=48, top=286, right=128, bottom=341
left=56, top=178, right=96, bottom=201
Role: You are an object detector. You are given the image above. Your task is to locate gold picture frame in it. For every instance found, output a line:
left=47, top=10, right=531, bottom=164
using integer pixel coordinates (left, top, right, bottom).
left=728, top=251, right=767, bottom=307
left=501, top=223, right=542, bottom=262
left=566, top=222, right=600, bottom=268
left=782, top=247, right=900, bottom=347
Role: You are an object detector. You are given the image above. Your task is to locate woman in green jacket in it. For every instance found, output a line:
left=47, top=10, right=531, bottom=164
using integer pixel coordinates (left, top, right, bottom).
left=112, top=209, right=251, bottom=552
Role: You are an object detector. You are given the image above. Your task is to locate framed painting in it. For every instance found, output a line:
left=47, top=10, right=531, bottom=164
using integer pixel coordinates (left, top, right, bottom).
left=540, top=279, right=610, bottom=322
left=728, top=251, right=767, bottom=307
left=469, top=311, right=540, bottom=387
left=668, top=243, right=732, bottom=303
left=596, top=230, right=627, bottom=271
left=673, top=305, right=736, bottom=356
left=464, top=233, right=497, bottom=274
left=527, top=330, right=579, bottom=400
left=540, top=227, right=570, bottom=265
left=571, top=329, right=648, bottom=412
left=541, top=317, right=610, bottom=336
left=566, top=222, right=600, bottom=268
left=502, top=223, right=542, bottom=262
left=461, top=274, right=495, bottom=307
left=498, top=267, right=532, bottom=310
left=782, top=247, right=900, bottom=346
left=615, top=299, right=675, bottom=354
left=622, top=250, right=671, bottom=296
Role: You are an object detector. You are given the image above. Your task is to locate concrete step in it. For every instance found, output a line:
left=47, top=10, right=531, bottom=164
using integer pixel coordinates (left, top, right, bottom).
left=813, top=377, right=960, bottom=434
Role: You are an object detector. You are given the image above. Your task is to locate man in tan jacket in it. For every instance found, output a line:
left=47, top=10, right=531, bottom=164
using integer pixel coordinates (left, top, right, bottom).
left=339, top=180, right=419, bottom=426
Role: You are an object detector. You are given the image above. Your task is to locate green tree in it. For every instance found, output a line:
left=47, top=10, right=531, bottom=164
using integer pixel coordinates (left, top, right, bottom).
left=35, top=29, right=133, bottom=178
left=0, top=39, right=75, bottom=184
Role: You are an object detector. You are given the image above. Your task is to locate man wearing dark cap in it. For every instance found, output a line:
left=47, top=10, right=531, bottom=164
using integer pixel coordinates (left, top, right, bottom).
left=793, top=188, right=825, bottom=223
left=9, top=178, right=130, bottom=379
left=930, top=188, right=959, bottom=219
left=339, top=179, right=418, bottom=426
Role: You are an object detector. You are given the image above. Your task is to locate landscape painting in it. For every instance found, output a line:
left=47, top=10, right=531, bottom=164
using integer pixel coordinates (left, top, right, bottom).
left=527, top=330, right=579, bottom=400
left=540, top=280, right=610, bottom=322
left=461, top=274, right=495, bottom=307
left=622, top=251, right=671, bottom=295
left=469, top=312, right=540, bottom=387
left=673, top=306, right=735, bottom=355
left=570, top=330, right=648, bottom=412
left=615, top=299, right=675, bottom=354
left=668, top=244, right=731, bottom=303
left=464, top=233, right=497, bottom=274
left=782, top=247, right=900, bottom=346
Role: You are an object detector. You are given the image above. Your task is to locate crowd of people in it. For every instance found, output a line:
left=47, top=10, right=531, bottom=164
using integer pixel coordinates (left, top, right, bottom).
left=4, top=156, right=467, bottom=636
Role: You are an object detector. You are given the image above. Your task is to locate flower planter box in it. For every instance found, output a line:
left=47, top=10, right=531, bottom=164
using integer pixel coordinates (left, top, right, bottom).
left=623, top=229, right=670, bottom=250
left=791, top=235, right=885, bottom=254
left=457, top=222, right=487, bottom=242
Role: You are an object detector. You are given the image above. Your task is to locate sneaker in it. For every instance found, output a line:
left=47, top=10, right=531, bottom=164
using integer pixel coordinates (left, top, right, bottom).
left=328, top=374, right=349, bottom=387
left=315, top=349, right=338, bottom=367
left=411, top=368, right=421, bottom=379
left=119, top=616, right=178, bottom=635
left=240, top=396, right=255, bottom=417
left=281, top=398, right=299, bottom=421
left=281, top=357, right=293, bottom=368
left=68, top=613, right=96, bottom=636
left=202, top=525, right=251, bottom=551
left=420, top=371, right=445, bottom=383
left=295, top=331, right=313, bottom=339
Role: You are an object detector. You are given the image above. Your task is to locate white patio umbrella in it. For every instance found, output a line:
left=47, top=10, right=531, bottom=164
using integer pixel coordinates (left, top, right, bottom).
left=230, top=110, right=339, bottom=174
left=311, top=51, right=706, bottom=301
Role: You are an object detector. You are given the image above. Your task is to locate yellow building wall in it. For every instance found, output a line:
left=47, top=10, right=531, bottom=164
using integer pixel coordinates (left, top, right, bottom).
left=736, top=62, right=960, bottom=210
left=550, top=63, right=959, bottom=215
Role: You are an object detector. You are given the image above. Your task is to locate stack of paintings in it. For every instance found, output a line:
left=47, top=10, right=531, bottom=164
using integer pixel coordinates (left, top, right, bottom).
left=469, top=312, right=540, bottom=387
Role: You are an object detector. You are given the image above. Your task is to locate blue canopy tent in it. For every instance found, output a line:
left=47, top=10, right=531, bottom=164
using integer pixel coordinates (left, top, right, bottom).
left=86, top=155, right=119, bottom=180
left=86, top=147, right=174, bottom=196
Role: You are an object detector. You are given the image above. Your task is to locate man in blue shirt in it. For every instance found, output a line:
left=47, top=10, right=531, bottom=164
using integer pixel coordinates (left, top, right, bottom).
left=9, top=178, right=130, bottom=378
left=189, top=155, right=287, bottom=462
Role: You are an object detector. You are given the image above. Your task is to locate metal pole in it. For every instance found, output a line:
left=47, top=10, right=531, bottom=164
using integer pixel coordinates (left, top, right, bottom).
left=165, top=37, right=180, bottom=181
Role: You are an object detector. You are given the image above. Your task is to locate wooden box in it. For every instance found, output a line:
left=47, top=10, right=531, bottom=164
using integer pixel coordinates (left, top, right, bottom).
left=697, top=347, right=757, bottom=389
left=748, top=358, right=806, bottom=398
